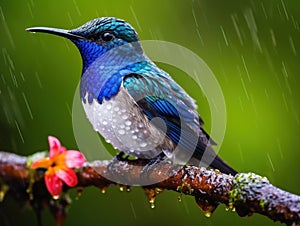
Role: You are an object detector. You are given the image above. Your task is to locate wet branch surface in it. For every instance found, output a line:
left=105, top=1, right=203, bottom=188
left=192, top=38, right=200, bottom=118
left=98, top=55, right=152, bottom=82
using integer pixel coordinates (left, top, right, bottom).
left=0, top=151, right=299, bottom=226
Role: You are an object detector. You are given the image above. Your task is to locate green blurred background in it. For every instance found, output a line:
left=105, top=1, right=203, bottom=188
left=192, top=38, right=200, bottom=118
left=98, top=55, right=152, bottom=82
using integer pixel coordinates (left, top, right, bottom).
left=0, top=0, right=299, bottom=225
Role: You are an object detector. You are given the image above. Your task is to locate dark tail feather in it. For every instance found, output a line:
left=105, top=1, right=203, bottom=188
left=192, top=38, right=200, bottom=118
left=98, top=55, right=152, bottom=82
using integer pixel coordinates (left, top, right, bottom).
left=191, top=142, right=237, bottom=175
left=210, top=155, right=237, bottom=175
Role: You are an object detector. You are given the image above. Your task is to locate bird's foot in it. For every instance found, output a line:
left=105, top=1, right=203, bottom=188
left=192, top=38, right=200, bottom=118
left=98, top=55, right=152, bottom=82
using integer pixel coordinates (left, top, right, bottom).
left=140, top=153, right=165, bottom=178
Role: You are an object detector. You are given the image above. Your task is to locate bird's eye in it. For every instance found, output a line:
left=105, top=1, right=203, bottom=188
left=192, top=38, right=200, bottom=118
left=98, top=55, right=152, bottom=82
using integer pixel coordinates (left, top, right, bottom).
left=101, top=32, right=114, bottom=42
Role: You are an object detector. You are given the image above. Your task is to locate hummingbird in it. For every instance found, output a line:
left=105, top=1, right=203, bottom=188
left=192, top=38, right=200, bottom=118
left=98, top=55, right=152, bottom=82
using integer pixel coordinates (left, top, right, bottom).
left=27, top=17, right=237, bottom=175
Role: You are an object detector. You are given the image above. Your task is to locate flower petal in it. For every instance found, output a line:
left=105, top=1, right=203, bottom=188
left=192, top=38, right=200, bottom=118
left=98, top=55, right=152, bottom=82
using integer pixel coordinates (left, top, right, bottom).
left=56, top=168, right=78, bottom=187
left=31, top=157, right=52, bottom=169
left=48, top=136, right=65, bottom=157
left=65, top=150, right=86, bottom=168
left=45, top=173, right=63, bottom=197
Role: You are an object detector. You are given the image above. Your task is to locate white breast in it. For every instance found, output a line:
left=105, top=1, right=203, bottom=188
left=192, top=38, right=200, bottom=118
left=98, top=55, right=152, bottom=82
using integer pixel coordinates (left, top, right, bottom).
left=82, top=87, right=166, bottom=159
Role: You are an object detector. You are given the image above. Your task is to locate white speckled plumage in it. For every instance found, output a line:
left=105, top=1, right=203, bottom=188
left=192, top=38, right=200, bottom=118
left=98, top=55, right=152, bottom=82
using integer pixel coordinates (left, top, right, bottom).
left=82, top=87, right=172, bottom=159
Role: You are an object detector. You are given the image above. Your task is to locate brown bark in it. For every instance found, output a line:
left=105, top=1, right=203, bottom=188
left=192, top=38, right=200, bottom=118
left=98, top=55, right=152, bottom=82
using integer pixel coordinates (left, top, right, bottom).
left=0, top=151, right=299, bottom=226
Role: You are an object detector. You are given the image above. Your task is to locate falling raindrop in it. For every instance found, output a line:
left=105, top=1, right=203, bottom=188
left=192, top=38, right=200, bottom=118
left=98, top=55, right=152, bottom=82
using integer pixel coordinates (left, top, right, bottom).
left=35, top=72, right=43, bottom=88
left=196, top=29, right=204, bottom=46
left=9, top=68, right=18, bottom=87
left=239, top=74, right=250, bottom=100
left=22, top=92, right=33, bottom=119
left=63, top=39, right=71, bottom=51
left=282, top=93, right=290, bottom=112
left=290, top=15, right=299, bottom=30
left=182, top=197, right=190, bottom=214
left=280, top=0, right=289, bottom=20
left=231, top=14, right=244, bottom=46
left=0, top=6, right=15, bottom=49
left=249, top=94, right=258, bottom=118
left=66, top=102, right=72, bottom=116
left=244, top=8, right=262, bottom=52
left=129, top=5, right=142, bottom=32
left=1, top=73, right=6, bottom=84
left=291, top=104, right=300, bottom=125
left=15, top=120, right=24, bottom=143
left=267, top=153, right=275, bottom=172
left=238, top=97, right=244, bottom=112
left=270, top=29, right=276, bottom=47
left=6, top=53, right=15, bottom=70
left=27, top=2, right=34, bottom=19
left=67, top=12, right=74, bottom=26
left=260, top=2, right=268, bottom=19
left=191, top=8, right=199, bottom=28
left=129, top=202, right=137, bottom=219
left=241, top=55, right=251, bottom=82
left=277, top=4, right=283, bottom=19
left=220, top=25, right=229, bottom=47
left=20, top=72, right=25, bottom=81
left=281, top=61, right=288, bottom=78
left=72, top=0, right=81, bottom=16
left=288, top=36, right=297, bottom=55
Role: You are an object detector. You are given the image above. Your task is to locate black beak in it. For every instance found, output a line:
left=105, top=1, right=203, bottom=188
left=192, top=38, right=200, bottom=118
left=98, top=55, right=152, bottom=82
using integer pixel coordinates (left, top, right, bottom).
left=26, top=27, right=84, bottom=40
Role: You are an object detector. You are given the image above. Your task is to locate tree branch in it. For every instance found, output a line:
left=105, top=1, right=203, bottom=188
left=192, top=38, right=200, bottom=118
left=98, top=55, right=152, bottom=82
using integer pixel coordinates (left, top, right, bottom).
left=0, top=151, right=299, bottom=226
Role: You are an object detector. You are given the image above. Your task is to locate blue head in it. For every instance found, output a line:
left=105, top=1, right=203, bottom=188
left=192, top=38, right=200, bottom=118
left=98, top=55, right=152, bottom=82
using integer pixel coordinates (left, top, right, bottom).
left=27, top=17, right=143, bottom=72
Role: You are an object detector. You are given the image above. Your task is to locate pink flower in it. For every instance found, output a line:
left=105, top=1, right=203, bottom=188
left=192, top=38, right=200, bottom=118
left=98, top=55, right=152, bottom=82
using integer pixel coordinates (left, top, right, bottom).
left=31, top=136, right=86, bottom=197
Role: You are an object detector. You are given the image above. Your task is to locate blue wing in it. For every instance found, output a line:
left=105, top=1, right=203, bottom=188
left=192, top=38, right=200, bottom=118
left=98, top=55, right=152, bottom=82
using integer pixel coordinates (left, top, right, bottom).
left=122, top=64, right=236, bottom=175
left=122, top=70, right=215, bottom=160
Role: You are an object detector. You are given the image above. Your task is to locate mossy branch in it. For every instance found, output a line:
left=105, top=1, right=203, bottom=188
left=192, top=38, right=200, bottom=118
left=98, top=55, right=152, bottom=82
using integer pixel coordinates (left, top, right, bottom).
left=0, top=151, right=299, bottom=226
